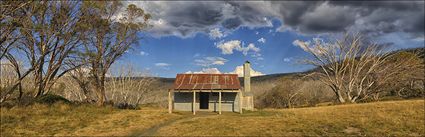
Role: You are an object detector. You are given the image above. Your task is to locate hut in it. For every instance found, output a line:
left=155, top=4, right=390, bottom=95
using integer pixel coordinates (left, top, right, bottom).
left=168, top=61, right=254, bottom=115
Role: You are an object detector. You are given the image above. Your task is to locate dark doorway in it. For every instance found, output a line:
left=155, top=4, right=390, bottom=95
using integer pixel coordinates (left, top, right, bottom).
left=199, top=92, right=209, bottom=109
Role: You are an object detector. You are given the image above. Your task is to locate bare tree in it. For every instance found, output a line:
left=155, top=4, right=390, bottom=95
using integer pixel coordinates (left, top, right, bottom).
left=63, top=58, right=93, bottom=102
left=0, top=56, right=29, bottom=102
left=370, top=51, right=424, bottom=100
left=0, top=61, right=17, bottom=101
left=78, top=1, right=150, bottom=105
left=261, top=79, right=303, bottom=108
left=106, top=64, right=156, bottom=108
left=300, top=34, right=420, bottom=103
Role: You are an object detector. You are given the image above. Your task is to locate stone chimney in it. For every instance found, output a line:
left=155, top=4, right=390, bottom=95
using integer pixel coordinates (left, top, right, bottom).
left=243, top=61, right=251, bottom=94
left=243, top=61, right=254, bottom=110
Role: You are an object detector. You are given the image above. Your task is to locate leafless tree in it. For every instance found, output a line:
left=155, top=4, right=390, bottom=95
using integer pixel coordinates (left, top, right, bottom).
left=370, top=51, right=424, bottom=100
left=301, top=34, right=421, bottom=103
left=298, top=80, right=334, bottom=106
left=106, top=64, right=156, bottom=108
left=63, top=58, right=93, bottom=102
left=0, top=61, right=17, bottom=101
left=261, top=79, right=303, bottom=108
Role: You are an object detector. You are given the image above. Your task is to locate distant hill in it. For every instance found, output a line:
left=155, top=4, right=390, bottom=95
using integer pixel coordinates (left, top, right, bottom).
left=142, top=47, right=424, bottom=106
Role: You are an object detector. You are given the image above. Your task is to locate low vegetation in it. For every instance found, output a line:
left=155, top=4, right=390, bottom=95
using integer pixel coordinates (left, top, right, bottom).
left=0, top=103, right=182, bottom=136
left=156, top=100, right=424, bottom=136
left=1, top=100, right=423, bottom=136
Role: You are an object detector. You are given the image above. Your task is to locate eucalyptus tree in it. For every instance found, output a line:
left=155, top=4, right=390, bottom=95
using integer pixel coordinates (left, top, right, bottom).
left=0, top=1, right=87, bottom=101
left=78, top=1, right=150, bottom=105
left=0, top=1, right=32, bottom=60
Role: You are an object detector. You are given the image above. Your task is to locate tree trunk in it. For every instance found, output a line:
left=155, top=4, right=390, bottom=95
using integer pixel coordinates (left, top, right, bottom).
left=95, top=74, right=106, bottom=106
left=336, top=91, right=346, bottom=103
left=18, top=82, right=23, bottom=100
left=287, top=100, right=292, bottom=108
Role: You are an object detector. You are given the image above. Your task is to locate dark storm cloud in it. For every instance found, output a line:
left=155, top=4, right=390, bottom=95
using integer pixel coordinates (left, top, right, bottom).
left=127, top=1, right=424, bottom=38
left=274, top=1, right=424, bottom=36
left=222, top=18, right=242, bottom=30
left=169, top=6, right=223, bottom=26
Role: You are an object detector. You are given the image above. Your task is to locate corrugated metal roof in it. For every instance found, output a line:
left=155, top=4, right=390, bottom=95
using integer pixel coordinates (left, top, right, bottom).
left=173, top=74, right=241, bottom=90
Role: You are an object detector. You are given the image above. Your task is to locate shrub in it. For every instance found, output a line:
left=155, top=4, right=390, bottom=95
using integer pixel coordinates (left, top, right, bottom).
left=259, top=79, right=304, bottom=108
left=257, top=78, right=334, bottom=109
left=115, top=102, right=138, bottom=109
left=35, top=94, right=71, bottom=105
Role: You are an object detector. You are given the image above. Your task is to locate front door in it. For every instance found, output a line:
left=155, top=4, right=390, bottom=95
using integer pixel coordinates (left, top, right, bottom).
left=199, top=92, right=209, bottom=109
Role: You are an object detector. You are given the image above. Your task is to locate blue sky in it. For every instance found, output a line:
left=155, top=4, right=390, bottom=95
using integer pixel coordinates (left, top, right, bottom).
left=116, top=20, right=316, bottom=77
left=111, top=1, right=424, bottom=78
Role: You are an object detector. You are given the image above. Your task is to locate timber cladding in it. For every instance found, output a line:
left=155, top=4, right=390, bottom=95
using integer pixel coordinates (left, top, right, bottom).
left=173, top=92, right=241, bottom=112
left=169, top=73, right=245, bottom=114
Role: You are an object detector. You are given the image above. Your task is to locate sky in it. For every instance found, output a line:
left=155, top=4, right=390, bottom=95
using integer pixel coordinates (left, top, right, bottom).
left=111, top=1, right=424, bottom=78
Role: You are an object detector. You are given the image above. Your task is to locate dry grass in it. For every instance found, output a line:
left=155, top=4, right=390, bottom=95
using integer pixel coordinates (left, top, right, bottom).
left=156, top=99, right=424, bottom=136
left=0, top=103, right=182, bottom=136
left=1, top=100, right=423, bottom=136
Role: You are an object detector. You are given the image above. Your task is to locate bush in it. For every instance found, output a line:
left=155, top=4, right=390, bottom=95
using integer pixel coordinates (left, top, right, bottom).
left=258, top=79, right=304, bottom=108
left=115, top=102, right=138, bottom=109
left=0, top=101, right=16, bottom=108
left=35, top=94, right=71, bottom=105
left=257, top=78, right=334, bottom=109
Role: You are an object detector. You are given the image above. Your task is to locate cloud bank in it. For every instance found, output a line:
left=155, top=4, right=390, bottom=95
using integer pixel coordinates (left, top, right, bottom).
left=127, top=1, right=424, bottom=39
left=185, top=65, right=264, bottom=77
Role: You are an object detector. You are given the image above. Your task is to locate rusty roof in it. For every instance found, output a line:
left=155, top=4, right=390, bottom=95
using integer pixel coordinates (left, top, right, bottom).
left=173, top=74, right=241, bottom=90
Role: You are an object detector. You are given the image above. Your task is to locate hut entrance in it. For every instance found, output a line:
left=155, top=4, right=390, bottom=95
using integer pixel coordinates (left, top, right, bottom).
left=199, top=92, right=209, bottom=109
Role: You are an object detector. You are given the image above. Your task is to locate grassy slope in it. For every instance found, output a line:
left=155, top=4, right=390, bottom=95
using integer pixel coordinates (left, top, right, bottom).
left=158, top=100, right=424, bottom=136
left=1, top=100, right=423, bottom=136
left=0, top=104, right=182, bottom=136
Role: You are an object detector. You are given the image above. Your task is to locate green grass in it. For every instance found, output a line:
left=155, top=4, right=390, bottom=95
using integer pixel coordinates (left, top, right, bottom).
left=1, top=100, right=423, bottom=136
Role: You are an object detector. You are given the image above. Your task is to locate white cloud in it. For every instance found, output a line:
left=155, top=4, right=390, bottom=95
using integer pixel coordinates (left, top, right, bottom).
left=292, top=38, right=330, bottom=55
left=227, top=65, right=264, bottom=77
left=257, top=37, right=266, bottom=43
left=140, top=51, right=149, bottom=56
left=209, top=28, right=225, bottom=39
left=216, top=40, right=260, bottom=56
left=216, top=40, right=242, bottom=55
left=283, top=57, right=291, bottom=62
left=155, top=63, right=171, bottom=67
left=242, top=43, right=260, bottom=56
left=186, top=65, right=265, bottom=77
left=194, top=57, right=228, bottom=67
left=255, top=31, right=259, bottom=35
left=186, top=68, right=221, bottom=74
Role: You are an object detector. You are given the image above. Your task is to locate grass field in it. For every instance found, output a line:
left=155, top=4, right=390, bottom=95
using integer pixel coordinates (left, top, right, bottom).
left=1, top=100, right=424, bottom=136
